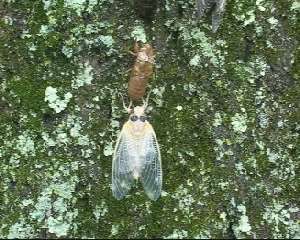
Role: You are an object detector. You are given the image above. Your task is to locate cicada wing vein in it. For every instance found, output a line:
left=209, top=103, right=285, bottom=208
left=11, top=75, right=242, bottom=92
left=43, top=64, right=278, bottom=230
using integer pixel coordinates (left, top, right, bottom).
left=140, top=126, right=162, bottom=201
left=195, top=0, right=208, bottom=17
left=212, top=0, right=226, bottom=32
left=112, top=129, right=134, bottom=200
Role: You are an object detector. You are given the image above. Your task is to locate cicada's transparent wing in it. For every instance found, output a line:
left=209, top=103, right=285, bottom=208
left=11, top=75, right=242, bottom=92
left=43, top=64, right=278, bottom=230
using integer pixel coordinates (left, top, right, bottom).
left=195, top=0, right=208, bottom=18
left=112, top=129, right=134, bottom=200
left=212, top=0, right=226, bottom=32
left=140, top=125, right=162, bottom=201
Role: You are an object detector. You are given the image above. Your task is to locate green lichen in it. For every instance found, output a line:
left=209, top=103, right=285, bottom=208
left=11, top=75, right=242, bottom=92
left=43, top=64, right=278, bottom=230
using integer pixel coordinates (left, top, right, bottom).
left=72, top=62, right=93, bottom=89
left=231, top=113, right=247, bottom=133
left=44, top=86, right=73, bottom=113
left=131, top=25, right=147, bottom=43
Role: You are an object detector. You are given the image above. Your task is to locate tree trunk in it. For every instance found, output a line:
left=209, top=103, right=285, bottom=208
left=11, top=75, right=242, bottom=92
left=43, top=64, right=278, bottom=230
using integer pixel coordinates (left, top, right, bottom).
left=0, top=0, right=299, bottom=238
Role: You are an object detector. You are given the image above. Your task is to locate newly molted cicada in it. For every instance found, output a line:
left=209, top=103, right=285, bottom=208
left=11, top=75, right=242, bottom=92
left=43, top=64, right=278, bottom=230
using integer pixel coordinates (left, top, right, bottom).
left=112, top=96, right=162, bottom=200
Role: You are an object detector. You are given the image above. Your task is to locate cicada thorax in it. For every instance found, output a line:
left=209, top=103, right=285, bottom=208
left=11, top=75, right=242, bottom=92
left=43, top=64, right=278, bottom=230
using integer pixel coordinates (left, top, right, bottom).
left=128, top=42, right=155, bottom=101
left=125, top=106, right=149, bottom=137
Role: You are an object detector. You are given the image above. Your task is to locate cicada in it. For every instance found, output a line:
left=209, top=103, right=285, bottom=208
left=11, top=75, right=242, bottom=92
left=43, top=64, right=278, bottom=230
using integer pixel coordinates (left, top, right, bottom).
left=112, top=97, right=162, bottom=200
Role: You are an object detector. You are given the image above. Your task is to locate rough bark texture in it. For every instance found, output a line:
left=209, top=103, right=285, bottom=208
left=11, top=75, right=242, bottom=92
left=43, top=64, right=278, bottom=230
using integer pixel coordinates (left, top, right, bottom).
left=0, top=0, right=299, bottom=238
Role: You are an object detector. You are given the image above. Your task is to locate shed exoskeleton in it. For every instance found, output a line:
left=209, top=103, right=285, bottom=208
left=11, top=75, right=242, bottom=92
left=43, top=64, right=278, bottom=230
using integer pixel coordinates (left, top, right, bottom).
left=128, top=42, right=155, bottom=101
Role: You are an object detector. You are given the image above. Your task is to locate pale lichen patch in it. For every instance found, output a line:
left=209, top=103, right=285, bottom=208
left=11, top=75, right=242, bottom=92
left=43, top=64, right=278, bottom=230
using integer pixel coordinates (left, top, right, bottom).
left=131, top=25, right=147, bottom=43
left=233, top=205, right=252, bottom=237
left=231, top=113, right=247, bottom=133
left=64, top=0, right=97, bottom=15
left=7, top=219, right=34, bottom=239
left=164, top=229, right=188, bottom=239
left=45, top=86, right=73, bottom=113
left=93, top=200, right=108, bottom=222
left=15, top=132, right=35, bottom=156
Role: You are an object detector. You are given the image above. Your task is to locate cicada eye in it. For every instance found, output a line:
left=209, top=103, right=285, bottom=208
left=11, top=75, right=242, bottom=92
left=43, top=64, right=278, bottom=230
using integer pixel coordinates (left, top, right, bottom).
left=130, top=115, right=138, bottom=121
left=139, top=115, right=147, bottom=122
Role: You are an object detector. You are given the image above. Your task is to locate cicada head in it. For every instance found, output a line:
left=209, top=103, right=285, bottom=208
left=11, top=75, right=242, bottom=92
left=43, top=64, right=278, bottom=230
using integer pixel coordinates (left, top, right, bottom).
left=133, top=105, right=145, bottom=116
left=128, top=105, right=148, bottom=135
left=129, top=106, right=147, bottom=122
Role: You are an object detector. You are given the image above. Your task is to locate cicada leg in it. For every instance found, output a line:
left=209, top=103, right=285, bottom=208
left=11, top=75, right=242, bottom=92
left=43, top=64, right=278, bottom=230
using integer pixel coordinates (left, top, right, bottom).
left=128, top=50, right=137, bottom=57
left=120, top=93, right=133, bottom=113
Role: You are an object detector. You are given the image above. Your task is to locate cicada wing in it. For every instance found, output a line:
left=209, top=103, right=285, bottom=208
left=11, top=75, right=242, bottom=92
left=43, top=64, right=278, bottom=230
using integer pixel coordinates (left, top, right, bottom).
left=211, top=11, right=222, bottom=32
left=112, top=129, right=134, bottom=200
left=195, top=0, right=209, bottom=17
left=212, top=0, right=226, bottom=32
left=140, top=126, right=162, bottom=201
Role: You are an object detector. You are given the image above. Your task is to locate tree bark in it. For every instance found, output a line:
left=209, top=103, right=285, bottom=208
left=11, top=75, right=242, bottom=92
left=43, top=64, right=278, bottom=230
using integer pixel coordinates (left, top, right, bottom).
left=0, top=0, right=299, bottom=238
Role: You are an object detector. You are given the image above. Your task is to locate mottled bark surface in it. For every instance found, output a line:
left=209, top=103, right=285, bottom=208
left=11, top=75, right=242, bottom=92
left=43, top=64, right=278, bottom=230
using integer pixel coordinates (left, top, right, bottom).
left=0, top=0, right=299, bottom=238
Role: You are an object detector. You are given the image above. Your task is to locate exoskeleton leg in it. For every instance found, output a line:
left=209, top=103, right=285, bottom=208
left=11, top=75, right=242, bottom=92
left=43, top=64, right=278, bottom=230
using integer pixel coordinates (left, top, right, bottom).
left=142, top=90, right=152, bottom=109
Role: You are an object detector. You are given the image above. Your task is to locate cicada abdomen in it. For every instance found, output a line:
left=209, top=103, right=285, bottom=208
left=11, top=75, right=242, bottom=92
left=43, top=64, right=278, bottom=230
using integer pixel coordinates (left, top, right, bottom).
left=128, top=42, right=155, bottom=101
left=112, top=100, right=162, bottom=201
